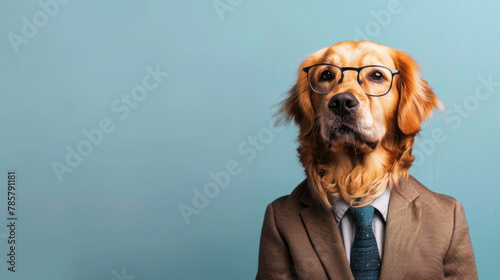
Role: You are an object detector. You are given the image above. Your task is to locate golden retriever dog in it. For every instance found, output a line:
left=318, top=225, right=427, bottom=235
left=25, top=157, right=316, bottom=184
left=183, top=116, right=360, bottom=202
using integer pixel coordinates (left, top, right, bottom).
left=256, top=41, right=478, bottom=279
left=277, top=40, right=441, bottom=208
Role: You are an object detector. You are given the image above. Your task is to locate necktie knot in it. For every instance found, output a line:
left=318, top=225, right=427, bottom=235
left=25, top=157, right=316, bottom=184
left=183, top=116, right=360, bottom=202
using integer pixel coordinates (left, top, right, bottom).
left=348, top=205, right=375, bottom=228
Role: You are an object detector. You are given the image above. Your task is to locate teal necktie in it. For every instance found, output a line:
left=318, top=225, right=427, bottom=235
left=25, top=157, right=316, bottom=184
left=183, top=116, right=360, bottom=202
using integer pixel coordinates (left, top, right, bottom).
left=348, top=206, right=381, bottom=280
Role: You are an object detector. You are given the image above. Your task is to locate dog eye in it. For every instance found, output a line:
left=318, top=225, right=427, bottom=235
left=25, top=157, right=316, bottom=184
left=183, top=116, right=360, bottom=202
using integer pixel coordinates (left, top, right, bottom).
left=320, top=70, right=334, bottom=81
left=370, top=71, right=385, bottom=82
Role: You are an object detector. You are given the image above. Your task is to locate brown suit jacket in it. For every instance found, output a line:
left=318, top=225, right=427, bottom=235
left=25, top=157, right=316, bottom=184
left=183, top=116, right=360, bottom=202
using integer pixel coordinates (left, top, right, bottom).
left=256, top=176, right=478, bottom=280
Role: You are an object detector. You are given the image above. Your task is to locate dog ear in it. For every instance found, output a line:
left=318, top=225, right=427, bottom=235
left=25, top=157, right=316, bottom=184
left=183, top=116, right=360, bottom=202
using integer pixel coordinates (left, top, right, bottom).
left=393, top=49, right=442, bottom=135
left=275, top=60, right=316, bottom=137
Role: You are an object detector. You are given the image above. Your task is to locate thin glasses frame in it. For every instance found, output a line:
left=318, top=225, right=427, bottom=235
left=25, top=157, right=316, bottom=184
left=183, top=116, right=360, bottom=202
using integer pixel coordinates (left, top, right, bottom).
left=302, top=64, right=400, bottom=97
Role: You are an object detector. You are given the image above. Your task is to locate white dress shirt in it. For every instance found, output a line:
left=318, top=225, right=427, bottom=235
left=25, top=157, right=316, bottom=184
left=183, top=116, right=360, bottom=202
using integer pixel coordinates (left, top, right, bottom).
left=331, top=186, right=392, bottom=264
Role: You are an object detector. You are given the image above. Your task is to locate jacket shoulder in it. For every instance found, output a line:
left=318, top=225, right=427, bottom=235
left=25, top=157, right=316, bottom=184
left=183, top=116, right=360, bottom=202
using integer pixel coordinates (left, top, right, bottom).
left=406, top=175, right=461, bottom=210
left=266, top=180, right=307, bottom=215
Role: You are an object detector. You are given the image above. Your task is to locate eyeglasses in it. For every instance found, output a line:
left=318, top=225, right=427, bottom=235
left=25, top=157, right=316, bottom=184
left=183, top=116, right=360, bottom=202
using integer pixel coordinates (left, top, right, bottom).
left=302, top=64, right=400, bottom=97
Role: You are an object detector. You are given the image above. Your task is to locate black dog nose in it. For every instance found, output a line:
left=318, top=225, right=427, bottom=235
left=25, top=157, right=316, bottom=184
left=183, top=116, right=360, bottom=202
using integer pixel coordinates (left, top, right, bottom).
left=328, top=92, right=359, bottom=116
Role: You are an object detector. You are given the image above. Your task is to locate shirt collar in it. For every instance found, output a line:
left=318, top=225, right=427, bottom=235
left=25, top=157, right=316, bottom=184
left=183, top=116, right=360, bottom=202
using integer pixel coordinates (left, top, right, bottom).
left=331, top=185, right=391, bottom=224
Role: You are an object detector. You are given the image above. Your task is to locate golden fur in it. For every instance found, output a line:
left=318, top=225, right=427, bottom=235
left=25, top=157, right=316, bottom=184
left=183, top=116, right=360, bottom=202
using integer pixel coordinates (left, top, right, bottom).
left=277, top=41, right=442, bottom=209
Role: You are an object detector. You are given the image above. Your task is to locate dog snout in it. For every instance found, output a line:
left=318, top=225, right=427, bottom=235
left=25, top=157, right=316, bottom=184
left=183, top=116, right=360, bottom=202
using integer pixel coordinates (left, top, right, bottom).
left=328, top=92, right=359, bottom=116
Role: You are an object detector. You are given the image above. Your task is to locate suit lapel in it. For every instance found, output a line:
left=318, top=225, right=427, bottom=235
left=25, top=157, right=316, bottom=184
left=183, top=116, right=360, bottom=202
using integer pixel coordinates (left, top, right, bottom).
left=379, top=176, right=423, bottom=280
left=299, top=185, right=354, bottom=280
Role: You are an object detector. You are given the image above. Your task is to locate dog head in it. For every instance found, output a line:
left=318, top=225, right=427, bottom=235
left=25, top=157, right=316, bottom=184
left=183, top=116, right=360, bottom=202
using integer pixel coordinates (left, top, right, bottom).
left=278, top=41, right=442, bottom=208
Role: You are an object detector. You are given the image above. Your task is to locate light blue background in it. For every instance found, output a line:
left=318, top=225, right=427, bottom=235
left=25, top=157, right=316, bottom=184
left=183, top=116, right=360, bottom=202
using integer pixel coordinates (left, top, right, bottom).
left=0, top=0, right=499, bottom=279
